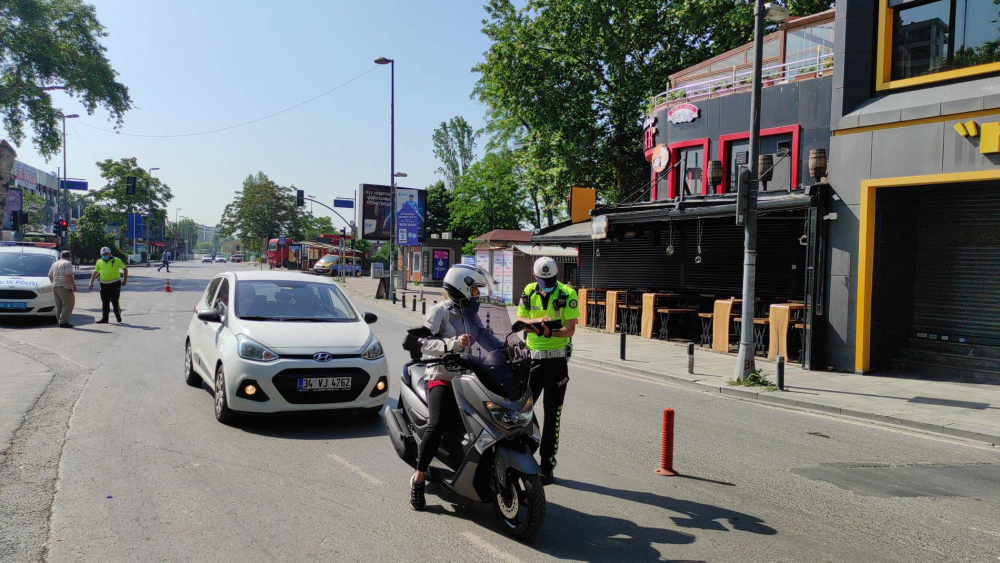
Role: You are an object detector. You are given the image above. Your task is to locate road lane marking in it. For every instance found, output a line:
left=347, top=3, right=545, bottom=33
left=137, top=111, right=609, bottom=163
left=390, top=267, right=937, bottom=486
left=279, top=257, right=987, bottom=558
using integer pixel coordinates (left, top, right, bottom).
left=461, top=532, right=521, bottom=563
left=329, top=453, right=383, bottom=486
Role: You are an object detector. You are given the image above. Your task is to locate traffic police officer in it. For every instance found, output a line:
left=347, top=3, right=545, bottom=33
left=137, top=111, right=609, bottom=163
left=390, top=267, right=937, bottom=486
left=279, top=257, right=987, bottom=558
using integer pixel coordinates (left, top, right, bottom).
left=516, top=257, right=578, bottom=484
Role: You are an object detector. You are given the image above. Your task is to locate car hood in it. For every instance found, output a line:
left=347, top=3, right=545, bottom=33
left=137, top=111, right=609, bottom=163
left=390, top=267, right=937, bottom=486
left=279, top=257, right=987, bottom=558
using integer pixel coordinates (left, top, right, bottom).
left=0, top=276, right=52, bottom=291
left=238, top=319, right=372, bottom=353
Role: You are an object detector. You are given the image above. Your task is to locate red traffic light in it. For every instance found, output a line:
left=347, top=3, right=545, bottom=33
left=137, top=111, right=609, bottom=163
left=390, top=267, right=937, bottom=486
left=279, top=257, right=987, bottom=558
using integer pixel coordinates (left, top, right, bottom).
left=59, top=220, right=68, bottom=229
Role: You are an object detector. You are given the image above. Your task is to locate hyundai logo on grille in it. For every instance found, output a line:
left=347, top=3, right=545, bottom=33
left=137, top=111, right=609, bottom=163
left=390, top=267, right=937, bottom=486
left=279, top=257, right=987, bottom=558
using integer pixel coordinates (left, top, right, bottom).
left=313, top=352, right=334, bottom=362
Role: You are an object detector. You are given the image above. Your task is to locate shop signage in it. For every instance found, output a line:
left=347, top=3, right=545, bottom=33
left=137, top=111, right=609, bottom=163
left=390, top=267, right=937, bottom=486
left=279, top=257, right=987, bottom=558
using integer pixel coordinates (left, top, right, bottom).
left=14, top=161, right=38, bottom=190
left=643, top=116, right=658, bottom=156
left=591, top=215, right=609, bottom=240
left=954, top=119, right=1000, bottom=154
left=667, top=103, right=700, bottom=124
left=651, top=144, right=670, bottom=173
left=432, top=250, right=449, bottom=280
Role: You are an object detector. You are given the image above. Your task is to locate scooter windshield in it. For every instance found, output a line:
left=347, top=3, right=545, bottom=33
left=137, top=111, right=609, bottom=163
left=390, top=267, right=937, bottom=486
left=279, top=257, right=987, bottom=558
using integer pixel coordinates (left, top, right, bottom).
left=461, top=303, right=529, bottom=401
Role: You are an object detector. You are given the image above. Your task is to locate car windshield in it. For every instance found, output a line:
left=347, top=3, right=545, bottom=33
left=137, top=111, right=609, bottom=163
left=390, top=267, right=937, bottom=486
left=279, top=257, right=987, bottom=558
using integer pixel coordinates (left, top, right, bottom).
left=235, top=279, right=358, bottom=322
left=0, top=253, right=55, bottom=277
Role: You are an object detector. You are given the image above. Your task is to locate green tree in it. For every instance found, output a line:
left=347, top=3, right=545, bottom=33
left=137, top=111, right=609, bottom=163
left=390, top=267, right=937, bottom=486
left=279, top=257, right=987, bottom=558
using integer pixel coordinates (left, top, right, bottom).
left=68, top=205, right=116, bottom=261
left=20, top=191, right=48, bottom=230
left=425, top=180, right=453, bottom=236
left=211, top=231, right=221, bottom=254
left=290, top=212, right=333, bottom=241
left=448, top=151, right=529, bottom=254
left=432, top=116, right=477, bottom=190
left=0, top=0, right=131, bottom=158
left=217, top=172, right=299, bottom=259
left=90, top=157, right=172, bottom=248
left=168, top=217, right=198, bottom=252
left=195, top=241, right=214, bottom=254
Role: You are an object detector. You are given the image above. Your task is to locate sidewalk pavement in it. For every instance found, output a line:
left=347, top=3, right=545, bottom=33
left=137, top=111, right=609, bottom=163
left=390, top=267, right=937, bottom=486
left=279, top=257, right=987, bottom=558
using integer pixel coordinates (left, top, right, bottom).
left=0, top=340, right=53, bottom=464
left=340, top=276, right=1000, bottom=446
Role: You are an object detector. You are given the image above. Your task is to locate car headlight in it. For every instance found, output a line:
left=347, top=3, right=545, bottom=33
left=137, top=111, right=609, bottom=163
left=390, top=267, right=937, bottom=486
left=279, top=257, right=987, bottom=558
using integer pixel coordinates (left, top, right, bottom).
left=36, top=284, right=54, bottom=294
left=361, top=337, right=384, bottom=360
left=484, top=397, right=533, bottom=428
left=235, top=334, right=278, bottom=362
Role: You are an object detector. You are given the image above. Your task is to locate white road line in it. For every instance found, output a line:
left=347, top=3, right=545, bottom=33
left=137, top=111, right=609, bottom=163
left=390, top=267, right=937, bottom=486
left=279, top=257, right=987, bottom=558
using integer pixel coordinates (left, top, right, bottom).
left=328, top=453, right=383, bottom=486
left=461, top=532, right=521, bottom=563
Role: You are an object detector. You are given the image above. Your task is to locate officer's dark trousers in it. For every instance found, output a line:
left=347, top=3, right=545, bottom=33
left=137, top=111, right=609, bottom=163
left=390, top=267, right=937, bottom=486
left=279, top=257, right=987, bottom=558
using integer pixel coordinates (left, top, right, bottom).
left=99, top=281, right=122, bottom=322
left=529, top=357, right=569, bottom=473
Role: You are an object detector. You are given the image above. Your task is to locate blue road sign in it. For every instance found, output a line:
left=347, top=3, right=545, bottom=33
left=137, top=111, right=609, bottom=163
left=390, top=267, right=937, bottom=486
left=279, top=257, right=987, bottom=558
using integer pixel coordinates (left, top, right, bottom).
left=59, top=179, right=88, bottom=191
left=333, top=198, right=354, bottom=209
left=126, top=213, right=144, bottom=239
left=278, top=236, right=286, bottom=245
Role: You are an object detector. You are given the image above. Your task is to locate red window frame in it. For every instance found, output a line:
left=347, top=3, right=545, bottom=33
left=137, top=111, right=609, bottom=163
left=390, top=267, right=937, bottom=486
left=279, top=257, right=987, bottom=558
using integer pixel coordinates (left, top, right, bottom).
left=654, top=137, right=711, bottom=200
left=718, top=125, right=800, bottom=194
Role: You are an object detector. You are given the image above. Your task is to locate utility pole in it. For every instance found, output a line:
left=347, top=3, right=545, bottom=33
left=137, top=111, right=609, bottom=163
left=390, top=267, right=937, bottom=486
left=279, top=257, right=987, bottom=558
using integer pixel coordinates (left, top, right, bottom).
left=734, top=0, right=788, bottom=382
left=375, top=56, right=395, bottom=297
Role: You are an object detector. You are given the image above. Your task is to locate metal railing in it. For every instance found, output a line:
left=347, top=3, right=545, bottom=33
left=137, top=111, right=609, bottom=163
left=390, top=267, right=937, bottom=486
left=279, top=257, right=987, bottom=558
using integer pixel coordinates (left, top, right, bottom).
left=651, top=50, right=833, bottom=109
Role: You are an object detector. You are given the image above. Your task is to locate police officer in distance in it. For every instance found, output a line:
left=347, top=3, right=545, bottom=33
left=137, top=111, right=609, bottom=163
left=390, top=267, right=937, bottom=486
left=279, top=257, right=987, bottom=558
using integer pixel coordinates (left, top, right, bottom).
left=516, top=257, right=578, bottom=485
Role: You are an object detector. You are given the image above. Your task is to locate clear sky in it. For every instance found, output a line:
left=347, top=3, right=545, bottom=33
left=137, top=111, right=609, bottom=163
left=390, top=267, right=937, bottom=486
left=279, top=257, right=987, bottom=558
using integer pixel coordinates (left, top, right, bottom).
left=15, top=0, right=494, bottom=228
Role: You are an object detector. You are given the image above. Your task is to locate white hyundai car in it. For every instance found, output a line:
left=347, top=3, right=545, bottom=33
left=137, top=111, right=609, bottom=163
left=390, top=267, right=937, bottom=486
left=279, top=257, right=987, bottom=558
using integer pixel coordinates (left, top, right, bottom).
left=0, top=244, right=59, bottom=321
left=184, top=271, right=388, bottom=423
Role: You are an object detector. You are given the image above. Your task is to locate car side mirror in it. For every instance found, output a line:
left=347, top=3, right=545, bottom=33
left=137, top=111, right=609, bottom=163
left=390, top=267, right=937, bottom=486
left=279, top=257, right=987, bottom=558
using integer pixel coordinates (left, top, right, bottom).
left=197, top=308, right=222, bottom=323
left=364, top=312, right=378, bottom=324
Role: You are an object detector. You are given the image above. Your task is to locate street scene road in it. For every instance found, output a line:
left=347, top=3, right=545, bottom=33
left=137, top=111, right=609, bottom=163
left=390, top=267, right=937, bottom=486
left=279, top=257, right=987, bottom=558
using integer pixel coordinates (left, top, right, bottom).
left=2, top=262, right=998, bottom=562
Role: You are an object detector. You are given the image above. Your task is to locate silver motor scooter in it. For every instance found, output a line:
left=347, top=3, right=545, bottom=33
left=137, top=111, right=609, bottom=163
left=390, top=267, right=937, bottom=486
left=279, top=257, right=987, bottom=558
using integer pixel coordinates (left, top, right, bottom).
left=383, top=303, right=546, bottom=539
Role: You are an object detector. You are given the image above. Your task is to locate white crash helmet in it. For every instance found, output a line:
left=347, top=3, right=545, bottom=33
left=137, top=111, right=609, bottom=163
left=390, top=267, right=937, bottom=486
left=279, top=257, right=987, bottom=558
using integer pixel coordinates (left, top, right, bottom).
left=532, top=257, right=559, bottom=290
left=442, top=264, right=496, bottom=307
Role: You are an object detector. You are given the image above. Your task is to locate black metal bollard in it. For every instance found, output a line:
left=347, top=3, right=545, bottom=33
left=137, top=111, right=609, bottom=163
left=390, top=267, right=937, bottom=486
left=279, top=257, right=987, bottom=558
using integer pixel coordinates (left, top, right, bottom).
left=620, top=330, right=626, bottom=360
left=422, top=301, right=426, bottom=315
left=392, top=292, right=396, bottom=305
left=412, top=298, right=416, bottom=312
left=687, top=343, right=694, bottom=374
left=402, top=294, right=406, bottom=308
left=777, top=355, right=785, bottom=391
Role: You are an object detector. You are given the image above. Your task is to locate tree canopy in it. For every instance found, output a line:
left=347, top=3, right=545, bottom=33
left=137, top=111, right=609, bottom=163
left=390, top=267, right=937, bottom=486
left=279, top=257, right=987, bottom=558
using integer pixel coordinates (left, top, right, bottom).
left=432, top=116, right=477, bottom=190
left=424, top=180, right=452, bottom=236
left=0, top=0, right=131, bottom=158
left=90, top=157, right=172, bottom=248
left=217, top=172, right=299, bottom=252
left=448, top=150, right=529, bottom=254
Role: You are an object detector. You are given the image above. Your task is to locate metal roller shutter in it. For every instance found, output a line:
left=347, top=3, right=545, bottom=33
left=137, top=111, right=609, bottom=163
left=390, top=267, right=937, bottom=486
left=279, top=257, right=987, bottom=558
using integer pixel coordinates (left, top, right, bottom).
left=580, top=232, right=683, bottom=290
left=913, top=186, right=1000, bottom=345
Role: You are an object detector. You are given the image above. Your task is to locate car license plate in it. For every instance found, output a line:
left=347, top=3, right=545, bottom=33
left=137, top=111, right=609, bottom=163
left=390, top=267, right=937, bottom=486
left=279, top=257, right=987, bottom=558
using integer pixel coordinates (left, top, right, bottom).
left=0, top=302, right=28, bottom=310
left=297, top=376, right=352, bottom=391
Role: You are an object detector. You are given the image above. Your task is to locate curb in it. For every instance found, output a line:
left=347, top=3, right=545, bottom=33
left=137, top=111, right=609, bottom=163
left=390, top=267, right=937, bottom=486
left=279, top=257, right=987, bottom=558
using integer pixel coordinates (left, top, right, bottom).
left=570, top=353, right=999, bottom=447
left=345, top=283, right=1000, bottom=447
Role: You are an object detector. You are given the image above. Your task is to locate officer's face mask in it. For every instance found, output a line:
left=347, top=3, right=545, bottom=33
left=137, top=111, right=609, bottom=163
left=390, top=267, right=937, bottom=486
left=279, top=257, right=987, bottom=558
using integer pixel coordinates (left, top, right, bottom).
left=101, top=254, right=111, bottom=261
left=541, top=285, right=556, bottom=294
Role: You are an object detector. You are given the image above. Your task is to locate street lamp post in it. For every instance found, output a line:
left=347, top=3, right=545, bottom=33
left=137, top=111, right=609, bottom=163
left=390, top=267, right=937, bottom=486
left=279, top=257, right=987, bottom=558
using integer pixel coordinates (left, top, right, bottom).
left=308, top=194, right=315, bottom=214
left=375, top=56, right=395, bottom=297
left=60, top=112, right=79, bottom=249
left=734, top=0, right=789, bottom=382
left=147, top=167, right=159, bottom=264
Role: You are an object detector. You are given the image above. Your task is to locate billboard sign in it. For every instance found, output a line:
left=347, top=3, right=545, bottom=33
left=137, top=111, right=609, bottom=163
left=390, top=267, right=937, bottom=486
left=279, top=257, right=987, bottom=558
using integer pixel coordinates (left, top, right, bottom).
left=360, top=184, right=426, bottom=243
left=126, top=213, right=144, bottom=239
left=433, top=250, right=449, bottom=280
left=14, top=161, right=38, bottom=191
left=333, top=198, right=354, bottom=209
left=60, top=179, right=88, bottom=191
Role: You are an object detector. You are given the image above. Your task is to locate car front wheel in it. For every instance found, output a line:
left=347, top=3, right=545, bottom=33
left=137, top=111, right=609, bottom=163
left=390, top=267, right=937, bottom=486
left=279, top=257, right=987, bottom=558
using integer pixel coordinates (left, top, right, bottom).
left=214, top=365, right=235, bottom=424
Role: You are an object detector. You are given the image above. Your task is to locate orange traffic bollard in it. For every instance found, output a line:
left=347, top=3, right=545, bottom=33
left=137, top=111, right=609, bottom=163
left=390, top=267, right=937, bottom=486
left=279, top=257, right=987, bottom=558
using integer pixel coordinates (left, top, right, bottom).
left=654, top=408, right=676, bottom=476
left=164, top=279, right=172, bottom=293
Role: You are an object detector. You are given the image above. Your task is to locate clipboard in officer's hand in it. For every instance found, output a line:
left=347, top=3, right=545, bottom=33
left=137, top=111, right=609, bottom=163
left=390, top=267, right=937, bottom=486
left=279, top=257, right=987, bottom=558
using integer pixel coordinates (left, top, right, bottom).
left=518, top=319, right=563, bottom=334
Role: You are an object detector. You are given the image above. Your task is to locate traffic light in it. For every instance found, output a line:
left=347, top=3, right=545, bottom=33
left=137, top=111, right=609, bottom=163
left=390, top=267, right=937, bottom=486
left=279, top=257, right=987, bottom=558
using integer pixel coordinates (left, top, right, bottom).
left=59, top=219, right=68, bottom=234
left=296, top=189, right=305, bottom=207
left=126, top=176, right=136, bottom=195
left=53, top=220, right=62, bottom=235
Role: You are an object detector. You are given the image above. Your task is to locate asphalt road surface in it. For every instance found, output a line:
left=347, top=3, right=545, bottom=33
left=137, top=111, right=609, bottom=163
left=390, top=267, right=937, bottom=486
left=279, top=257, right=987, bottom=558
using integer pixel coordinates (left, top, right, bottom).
left=1, top=262, right=998, bottom=562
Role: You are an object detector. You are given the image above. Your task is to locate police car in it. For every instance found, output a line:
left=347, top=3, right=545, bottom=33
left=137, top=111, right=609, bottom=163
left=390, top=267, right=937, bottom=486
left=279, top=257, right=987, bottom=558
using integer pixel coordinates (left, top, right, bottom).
left=0, top=244, right=60, bottom=321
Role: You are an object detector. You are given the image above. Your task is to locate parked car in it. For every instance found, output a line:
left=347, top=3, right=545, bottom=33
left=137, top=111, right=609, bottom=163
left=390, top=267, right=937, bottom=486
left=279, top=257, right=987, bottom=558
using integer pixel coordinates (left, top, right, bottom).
left=0, top=244, right=59, bottom=321
left=183, top=271, right=387, bottom=422
left=202, top=255, right=214, bottom=263
left=216, top=256, right=227, bottom=263
left=231, top=254, right=244, bottom=263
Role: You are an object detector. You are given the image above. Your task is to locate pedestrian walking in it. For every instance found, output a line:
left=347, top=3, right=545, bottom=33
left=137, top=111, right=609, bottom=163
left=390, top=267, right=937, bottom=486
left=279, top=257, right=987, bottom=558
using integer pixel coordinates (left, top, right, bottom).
left=516, top=257, right=579, bottom=485
left=89, top=247, right=128, bottom=324
left=158, top=249, right=171, bottom=273
left=47, top=250, right=77, bottom=328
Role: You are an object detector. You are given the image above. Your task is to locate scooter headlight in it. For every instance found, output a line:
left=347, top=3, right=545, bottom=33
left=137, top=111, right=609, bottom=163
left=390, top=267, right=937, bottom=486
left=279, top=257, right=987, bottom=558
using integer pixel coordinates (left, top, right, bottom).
left=484, top=397, right=533, bottom=428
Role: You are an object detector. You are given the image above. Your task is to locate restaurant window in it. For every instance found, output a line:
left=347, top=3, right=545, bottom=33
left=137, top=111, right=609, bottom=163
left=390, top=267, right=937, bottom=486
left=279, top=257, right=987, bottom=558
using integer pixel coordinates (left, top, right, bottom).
left=890, top=0, right=1000, bottom=81
left=727, top=140, right=750, bottom=193
left=678, top=147, right=703, bottom=196
left=786, top=21, right=835, bottom=62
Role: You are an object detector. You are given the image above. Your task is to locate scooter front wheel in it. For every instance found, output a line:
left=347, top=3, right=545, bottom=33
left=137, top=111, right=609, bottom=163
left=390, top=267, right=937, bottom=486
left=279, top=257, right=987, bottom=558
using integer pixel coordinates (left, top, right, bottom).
left=495, top=471, right=546, bottom=540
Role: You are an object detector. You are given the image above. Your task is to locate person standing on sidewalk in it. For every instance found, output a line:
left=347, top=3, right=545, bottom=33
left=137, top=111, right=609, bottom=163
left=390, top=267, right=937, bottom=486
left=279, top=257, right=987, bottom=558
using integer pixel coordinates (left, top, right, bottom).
left=89, top=247, right=128, bottom=324
left=47, top=250, right=77, bottom=328
left=516, top=257, right=578, bottom=484
left=158, top=249, right=171, bottom=273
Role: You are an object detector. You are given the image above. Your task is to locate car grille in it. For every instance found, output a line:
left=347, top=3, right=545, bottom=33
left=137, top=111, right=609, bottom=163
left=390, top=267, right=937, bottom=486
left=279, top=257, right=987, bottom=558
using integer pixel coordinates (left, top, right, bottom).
left=0, top=290, right=38, bottom=299
left=272, top=368, right=371, bottom=404
left=279, top=353, right=361, bottom=361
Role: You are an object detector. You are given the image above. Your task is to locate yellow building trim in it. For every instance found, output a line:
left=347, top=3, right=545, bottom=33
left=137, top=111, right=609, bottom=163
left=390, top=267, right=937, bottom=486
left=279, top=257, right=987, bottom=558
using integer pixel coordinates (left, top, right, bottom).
left=833, top=108, right=1000, bottom=137
left=964, top=120, right=979, bottom=137
left=875, top=0, right=1000, bottom=91
left=855, top=169, right=1000, bottom=373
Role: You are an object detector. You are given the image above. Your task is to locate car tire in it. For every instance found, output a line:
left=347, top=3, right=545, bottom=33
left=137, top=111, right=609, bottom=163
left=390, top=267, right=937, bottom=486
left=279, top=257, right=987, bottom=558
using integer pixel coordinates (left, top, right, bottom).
left=184, top=341, right=201, bottom=387
left=214, top=365, right=236, bottom=424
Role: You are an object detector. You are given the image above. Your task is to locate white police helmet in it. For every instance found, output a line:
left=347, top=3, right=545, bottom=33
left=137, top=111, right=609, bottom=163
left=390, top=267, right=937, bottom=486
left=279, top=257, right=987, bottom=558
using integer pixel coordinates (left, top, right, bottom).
left=532, top=257, right=558, bottom=290
left=442, top=264, right=496, bottom=306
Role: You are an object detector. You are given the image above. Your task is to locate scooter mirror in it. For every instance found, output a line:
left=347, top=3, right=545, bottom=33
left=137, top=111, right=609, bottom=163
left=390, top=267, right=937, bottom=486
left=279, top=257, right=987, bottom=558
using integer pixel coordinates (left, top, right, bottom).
left=511, top=320, right=527, bottom=332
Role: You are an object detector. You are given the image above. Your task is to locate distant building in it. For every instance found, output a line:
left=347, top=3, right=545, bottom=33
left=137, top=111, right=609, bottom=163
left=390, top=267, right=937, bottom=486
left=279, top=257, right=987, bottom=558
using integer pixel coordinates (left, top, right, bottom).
left=197, top=224, right=217, bottom=243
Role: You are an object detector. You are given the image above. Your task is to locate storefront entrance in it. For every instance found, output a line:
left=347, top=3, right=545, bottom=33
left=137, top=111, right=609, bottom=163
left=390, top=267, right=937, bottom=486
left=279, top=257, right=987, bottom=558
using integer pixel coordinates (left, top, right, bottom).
left=867, top=182, right=1000, bottom=379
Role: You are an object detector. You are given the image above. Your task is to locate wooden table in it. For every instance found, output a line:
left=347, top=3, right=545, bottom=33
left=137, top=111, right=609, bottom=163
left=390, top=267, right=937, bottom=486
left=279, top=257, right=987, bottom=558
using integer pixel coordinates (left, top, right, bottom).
left=578, top=288, right=589, bottom=327
left=711, top=299, right=741, bottom=352
left=605, top=290, right=621, bottom=332
left=767, top=303, right=806, bottom=360
left=640, top=293, right=685, bottom=339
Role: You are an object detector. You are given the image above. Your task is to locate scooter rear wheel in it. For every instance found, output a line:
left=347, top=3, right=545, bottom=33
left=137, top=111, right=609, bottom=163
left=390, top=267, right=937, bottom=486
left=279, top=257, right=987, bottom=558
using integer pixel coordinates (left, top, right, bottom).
left=495, top=472, right=545, bottom=540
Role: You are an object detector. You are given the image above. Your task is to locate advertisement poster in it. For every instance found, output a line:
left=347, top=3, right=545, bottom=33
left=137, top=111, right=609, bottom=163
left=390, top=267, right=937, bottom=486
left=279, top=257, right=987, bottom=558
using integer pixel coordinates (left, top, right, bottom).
left=3, top=187, right=21, bottom=230
left=462, top=256, right=475, bottom=266
left=502, top=250, right=514, bottom=305
left=433, top=250, right=449, bottom=280
left=14, top=161, right=38, bottom=191
left=395, top=187, right=426, bottom=247
left=287, top=245, right=301, bottom=269
left=475, top=250, right=490, bottom=274
left=359, top=184, right=426, bottom=244
left=493, top=252, right=505, bottom=304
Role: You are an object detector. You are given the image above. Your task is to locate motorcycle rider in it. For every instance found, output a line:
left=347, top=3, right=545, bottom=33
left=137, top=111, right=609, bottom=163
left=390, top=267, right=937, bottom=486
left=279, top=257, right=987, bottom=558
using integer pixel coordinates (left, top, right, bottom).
left=516, top=257, right=578, bottom=485
left=410, top=264, right=500, bottom=511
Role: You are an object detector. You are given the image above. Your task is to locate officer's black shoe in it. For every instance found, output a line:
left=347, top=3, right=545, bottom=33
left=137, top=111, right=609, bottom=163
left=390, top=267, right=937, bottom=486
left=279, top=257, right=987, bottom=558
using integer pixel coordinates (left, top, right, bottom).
left=540, top=470, right=555, bottom=486
left=409, top=476, right=426, bottom=511
left=96, top=319, right=109, bottom=324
